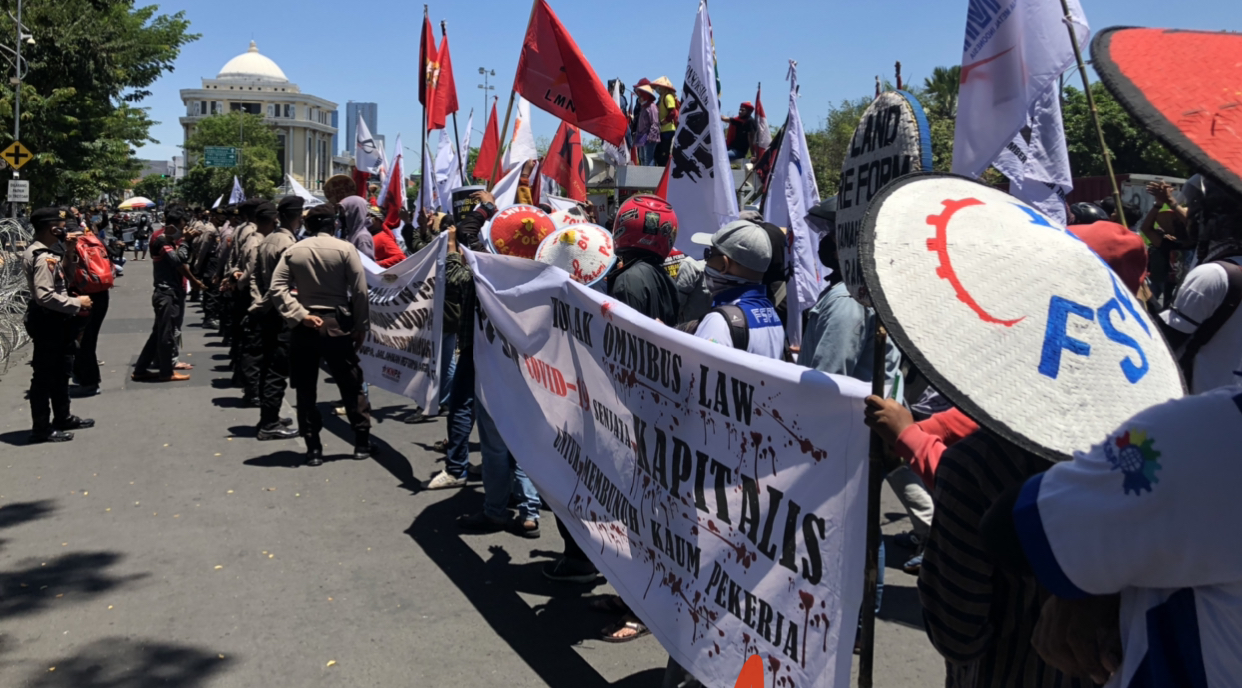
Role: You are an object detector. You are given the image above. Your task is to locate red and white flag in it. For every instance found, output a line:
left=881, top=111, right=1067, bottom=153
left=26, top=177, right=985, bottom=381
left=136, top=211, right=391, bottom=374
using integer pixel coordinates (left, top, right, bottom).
left=418, top=12, right=438, bottom=108
left=473, top=98, right=502, bottom=182
left=513, top=0, right=628, bottom=146
left=753, top=82, right=772, bottom=159
left=429, top=32, right=459, bottom=131
left=540, top=121, right=587, bottom=202
left=502, top=97, right=539, bottom=172
left=378, top=134, right=406, bottom=226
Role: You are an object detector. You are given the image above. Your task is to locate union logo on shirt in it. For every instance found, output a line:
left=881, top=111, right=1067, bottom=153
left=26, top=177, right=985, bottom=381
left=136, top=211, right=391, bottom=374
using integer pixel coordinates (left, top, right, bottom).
left=1104, top=428, right=1162, bottom=495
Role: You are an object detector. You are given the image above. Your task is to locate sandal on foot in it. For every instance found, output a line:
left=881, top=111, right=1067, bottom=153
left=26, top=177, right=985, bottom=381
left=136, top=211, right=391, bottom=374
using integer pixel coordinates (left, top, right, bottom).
left=599, top=615, right=650, bottom=643
left=588, top=594, right=631, bottom=615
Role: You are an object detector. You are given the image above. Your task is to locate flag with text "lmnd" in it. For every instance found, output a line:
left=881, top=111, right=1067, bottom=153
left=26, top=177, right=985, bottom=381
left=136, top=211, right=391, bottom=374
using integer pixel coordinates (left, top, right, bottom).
left=513, top=0, right=628, bottom=146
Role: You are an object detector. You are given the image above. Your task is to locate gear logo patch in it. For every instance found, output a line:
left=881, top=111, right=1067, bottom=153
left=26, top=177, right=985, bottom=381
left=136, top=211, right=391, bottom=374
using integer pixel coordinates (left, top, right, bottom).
left=1104, top=429, right=1162, bottom=495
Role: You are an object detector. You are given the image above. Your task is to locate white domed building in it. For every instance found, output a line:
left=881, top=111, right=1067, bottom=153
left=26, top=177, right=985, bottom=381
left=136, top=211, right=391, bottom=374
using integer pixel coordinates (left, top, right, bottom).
left=180, top=41, right=337, bottom=192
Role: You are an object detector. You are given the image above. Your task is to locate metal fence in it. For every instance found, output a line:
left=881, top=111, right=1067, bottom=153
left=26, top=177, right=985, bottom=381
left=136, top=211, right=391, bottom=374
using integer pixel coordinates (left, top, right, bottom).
left=0, top=217, right=33, bottom=371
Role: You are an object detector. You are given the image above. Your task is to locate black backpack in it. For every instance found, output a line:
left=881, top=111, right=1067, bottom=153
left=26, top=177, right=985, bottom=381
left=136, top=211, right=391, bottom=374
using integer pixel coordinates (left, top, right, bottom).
left=1178, top=259, right=1242, bottom=388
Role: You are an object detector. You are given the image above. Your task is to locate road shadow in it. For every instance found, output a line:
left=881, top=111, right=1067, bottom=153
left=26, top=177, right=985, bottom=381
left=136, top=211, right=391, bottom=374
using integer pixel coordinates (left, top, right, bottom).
left=878, top=584, right=925, bottom=631
left=243, top=450, right=313, bottom=469
left=225, top=425, right=258, bottom=440
left=0, top=551, right=148, bottom=620
left=0, top=431, right=38, bottom=447
left=18, top=637, right=234, bottom=688
left=0, top=500, right=55, bottom=529
left=407, top=489, right=663, bottom=687
left=320, top=406, right=418, bottom=491
left=211, top=396, right=250, bottom=409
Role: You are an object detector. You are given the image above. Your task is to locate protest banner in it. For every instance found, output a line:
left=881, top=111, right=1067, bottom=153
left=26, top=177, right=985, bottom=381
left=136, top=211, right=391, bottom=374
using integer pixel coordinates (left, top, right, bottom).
left=467, top=250, right=870, bottom=688
left=358, top=233, right=447, bottom=415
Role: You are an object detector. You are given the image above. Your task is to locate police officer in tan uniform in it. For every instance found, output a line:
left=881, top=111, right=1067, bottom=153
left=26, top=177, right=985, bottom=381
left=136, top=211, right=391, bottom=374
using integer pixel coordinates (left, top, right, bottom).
left=246, top=197, right=302, bottom=441
left=225, top=199, right=260, bottom=394
left=268, top=204, right=372, bottom=466
left=23, top=207, right=95, bottom=443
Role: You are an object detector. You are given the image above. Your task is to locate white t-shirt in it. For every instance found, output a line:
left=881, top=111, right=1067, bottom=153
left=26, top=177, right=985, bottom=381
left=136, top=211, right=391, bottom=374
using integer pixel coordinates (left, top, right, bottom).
left=1013, top=387, right=1242, bottom=687
left=1161, top=257, right=1242, bottom=393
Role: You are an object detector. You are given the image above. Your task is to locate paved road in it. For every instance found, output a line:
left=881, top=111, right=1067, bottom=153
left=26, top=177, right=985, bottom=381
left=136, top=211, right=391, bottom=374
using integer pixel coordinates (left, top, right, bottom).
left=0, top=257, right=942, bottom=687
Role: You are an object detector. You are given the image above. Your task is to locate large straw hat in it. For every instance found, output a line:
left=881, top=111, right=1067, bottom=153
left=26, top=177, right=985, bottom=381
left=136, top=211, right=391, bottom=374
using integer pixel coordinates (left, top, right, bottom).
left=649, top=76, right=677, bottom=94
left=859, top=173, right=1184, bottom=461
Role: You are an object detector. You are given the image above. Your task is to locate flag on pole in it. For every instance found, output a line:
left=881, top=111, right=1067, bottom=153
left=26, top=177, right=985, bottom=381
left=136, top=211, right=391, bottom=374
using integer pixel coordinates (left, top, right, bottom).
left=763, top=61, right=822, bottom=351
left=419, top=140, right=440, bottom=217
left=211, top=194, right=223, bottom=209
left=994, top=87, right=1076, bottom=224
left=434, top=128, right=460, bottom=213
left=502, top=97, right=539, bottom=172
left=513, top=0, right=628, bottom=146
left=473, top=99, right=502, bottom=182
left=287, top=174, right=324, bottom=208
left=952, top=0, right=1089, bottom=223
left=429, top=33, right=459, bottom=131
left=354, top=112, right=384, bottom=196
left=753, top=83, right=772, bottom=159
left=491, top=162, right=526, bottom=210
left=541, top=121, right=586, bottom=202
left=419, top=12, right=438, bottom=108
left=666, top=0, right=738, bottom=253
left=378, top=134, right=406, bottom=226
left=655, top=158, right=671, bottom=200
left=229, top=176, right=245, bottom=204
left=602, top=80, right=632, bottom=167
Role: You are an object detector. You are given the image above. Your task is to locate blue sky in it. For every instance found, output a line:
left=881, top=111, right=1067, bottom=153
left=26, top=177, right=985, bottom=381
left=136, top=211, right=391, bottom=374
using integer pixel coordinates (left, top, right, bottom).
left=134, top=0, right=1239, bottom=167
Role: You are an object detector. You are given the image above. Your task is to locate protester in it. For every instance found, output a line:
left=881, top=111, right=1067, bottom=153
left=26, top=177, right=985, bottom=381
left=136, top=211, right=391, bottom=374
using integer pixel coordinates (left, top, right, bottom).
left=132, top=206, right=206, bottom=383
left=722, top=102, right=756, bottom=162
left=246, top=198, right=301, bottom=441
left=652, top=76, right=678, bottom=168
left=69, top=218, right=116, bottom=398
left=268, top=203, right=372, bottom=466
left=635, top=85, right=661, bottom=166
left=340, top=196, right=374, bottom=260
left=689, top=220, right=784, bottom=357
left=1156, top=175, right=1242, bottom=393
left=132, top=211, right=151, bottom=260
left=368, top=206, right=407, bottom=268
left=23, top=207, right=94, bottom=443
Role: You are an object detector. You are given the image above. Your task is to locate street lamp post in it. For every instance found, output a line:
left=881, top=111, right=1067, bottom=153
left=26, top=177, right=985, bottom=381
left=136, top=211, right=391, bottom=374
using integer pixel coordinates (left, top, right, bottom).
left=477, top=67, right=495, bottom=128
left=0, top=0, right=32, bottom=216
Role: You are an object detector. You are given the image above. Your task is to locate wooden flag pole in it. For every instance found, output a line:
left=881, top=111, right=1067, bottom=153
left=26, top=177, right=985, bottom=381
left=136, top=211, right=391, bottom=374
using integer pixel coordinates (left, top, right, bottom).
left=857, top=322, right=888, bottom=688
left=442, top=20, right=467, bottom=182
left=487, top=0, right=540, bottom=191
left=1059, top=0, right=1126, bottom=227
left=419, top=5, right=430, bottom=204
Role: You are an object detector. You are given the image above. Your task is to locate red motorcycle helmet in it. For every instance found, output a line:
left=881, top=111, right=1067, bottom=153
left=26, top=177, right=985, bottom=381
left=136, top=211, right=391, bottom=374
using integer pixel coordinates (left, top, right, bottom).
left=612, top=194, right=678, bottom=259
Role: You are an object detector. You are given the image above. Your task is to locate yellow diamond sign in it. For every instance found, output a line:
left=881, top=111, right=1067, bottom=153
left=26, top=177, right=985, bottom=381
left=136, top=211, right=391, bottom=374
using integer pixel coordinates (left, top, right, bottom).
left=1, top=141, right=33, bottom=169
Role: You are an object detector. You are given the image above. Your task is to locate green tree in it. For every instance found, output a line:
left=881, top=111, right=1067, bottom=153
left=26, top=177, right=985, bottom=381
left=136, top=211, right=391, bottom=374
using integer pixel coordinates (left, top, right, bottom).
left=1061, top=82, right=1187, bottom=178
left=804, top=95, right=873, bottom=196
left=921, top=66, right=961, bottom=121
left=177, top=111, right=282, bottom=205
left=0, top=1, right=197, bottom=206
left=132, top=173, right=169, bottom=202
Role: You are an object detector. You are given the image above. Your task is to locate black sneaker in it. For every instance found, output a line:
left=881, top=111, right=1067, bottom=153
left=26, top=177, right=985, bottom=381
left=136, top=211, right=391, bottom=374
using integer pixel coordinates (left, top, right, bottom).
left=29, top=430, right=74, bottom=444
left=54, top=416, right=95, bottom=431
left=305, top=448, right=324, bottom=467
left=279, top=417, right=294, bottom=427
left=257, top=423, right=298, bottom=441
left=542, top=557, right=599, bottom=583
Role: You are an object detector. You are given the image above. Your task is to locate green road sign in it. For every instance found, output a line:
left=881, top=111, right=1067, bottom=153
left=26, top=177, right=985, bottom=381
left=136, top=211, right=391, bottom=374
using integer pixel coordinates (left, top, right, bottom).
left=203, top=146, right=238, bottom=168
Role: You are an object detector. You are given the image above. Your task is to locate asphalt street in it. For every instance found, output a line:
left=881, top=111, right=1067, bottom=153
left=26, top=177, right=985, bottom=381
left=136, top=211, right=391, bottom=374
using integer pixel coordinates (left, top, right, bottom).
left=0, top=256, right=942, bottom=687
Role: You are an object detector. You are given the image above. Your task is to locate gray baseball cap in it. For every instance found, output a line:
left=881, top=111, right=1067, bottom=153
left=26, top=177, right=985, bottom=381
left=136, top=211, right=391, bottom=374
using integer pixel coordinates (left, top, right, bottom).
left=691, top=220, right=772, bottom=273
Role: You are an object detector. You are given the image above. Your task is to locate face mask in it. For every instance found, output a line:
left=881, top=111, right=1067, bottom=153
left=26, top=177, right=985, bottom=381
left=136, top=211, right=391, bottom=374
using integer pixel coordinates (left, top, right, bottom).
left=705, top=264, right=750, bottom=294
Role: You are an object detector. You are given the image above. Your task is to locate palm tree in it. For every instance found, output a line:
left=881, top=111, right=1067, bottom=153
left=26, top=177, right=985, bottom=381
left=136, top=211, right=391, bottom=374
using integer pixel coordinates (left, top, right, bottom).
left=922, top=65, right=962, bottom=120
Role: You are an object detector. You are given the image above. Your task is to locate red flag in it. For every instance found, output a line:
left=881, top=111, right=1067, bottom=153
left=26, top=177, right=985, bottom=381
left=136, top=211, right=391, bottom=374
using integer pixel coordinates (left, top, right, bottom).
left=753, top=83, right=772, bottom=159
left=540, top=121, right=586, bottom=202
left=419, top=14, right=438, bottom=107
left=472, top=99, right=501, bottom=182
left=655, top=157, right=671, bottom=201
left=382, top=153, right=405, bottom=228
left=429, top=34, right=459, bottom=131
left=352, top=168, right=371, bottom=199
left=513, top=0, right=628, bottom=146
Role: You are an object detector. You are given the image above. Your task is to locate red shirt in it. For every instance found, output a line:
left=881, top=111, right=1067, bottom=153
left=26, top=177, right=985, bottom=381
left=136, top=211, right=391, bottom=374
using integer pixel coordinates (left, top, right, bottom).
left=371, top=227, right=406, bottom=268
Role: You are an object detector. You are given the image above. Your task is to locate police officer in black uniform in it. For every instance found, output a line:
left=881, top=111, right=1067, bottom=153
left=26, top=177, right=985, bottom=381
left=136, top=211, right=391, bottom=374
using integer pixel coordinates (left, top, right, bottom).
left=23, top=207, right=95, bottom=443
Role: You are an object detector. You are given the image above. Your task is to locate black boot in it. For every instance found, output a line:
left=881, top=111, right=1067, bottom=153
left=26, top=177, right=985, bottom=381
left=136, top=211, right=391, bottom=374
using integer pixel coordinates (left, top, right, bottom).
left=257, top=421, right=298, bottom=441
left=353, top=430, right=374, bottom=461
left=305, top=434, right=324, bottom=467
left=29, top=429, right=74, bottom=444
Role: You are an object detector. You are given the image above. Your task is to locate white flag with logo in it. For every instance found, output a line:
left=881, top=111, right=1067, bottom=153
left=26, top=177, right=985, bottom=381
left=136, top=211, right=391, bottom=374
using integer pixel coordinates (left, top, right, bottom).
left=666, top=0, right=739, bottom=254
left=229, top=175, right=245, bottom=204
left=764, top=61, right=822, bottom=352
left=993, top=86, right=1075, bottom=224
left=502, top=97, right=539, bottom=173
left=603, top=80, right=632, bottom=167
left=355, top=112, right=384, bottom=175
left=952, top=0, right=1089, bottom=184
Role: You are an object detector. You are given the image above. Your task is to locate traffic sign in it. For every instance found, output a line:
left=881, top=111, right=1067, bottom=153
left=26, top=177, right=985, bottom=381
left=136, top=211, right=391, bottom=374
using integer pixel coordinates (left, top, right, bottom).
left=1, top=141, right=33, bottom=169
left=203, top=146, right=238, bottom=168
left=8, top=179, right=29, bottom=203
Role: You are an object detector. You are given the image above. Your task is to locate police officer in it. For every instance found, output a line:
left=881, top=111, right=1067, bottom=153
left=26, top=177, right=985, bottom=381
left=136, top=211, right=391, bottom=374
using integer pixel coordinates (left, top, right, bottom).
left=246, top=198, right=300, bottom=440
left=23, top=207, right=95, bottom=443
left=268, top=204, right=372, bottom=466
left=132, top=206, right=207, bottom=382
left=194, top=208, right=223, bottom=330
left=227, top=199, right=263, bottom=402
left=215, top=206, right=239, bottom=343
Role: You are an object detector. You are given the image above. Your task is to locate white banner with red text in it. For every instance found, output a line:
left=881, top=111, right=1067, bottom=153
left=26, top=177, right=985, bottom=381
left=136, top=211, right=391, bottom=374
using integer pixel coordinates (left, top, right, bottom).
left=358, top=233, right=447, bottom=414
left=466, top=249, right=870, bottom=688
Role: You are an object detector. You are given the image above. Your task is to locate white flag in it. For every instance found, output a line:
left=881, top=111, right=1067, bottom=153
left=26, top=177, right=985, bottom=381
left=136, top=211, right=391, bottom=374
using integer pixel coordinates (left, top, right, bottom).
left=602, top=81, right=631, bottom=167
left=502, top=97, right=538, bottom=172
left=993, top=86, right=1075, bottom=224
left=211, top=194, right=223, bottom=209
left=354, top=112, right=384, bottom=175
left=229, top=176, right=245, bottom=204
left=418, top=138, right=439, bottom=216
left=490, top=162, right=525, bottom=211
left=667, top=0, right=739, bottom=254
left=287, top=174, right=323, bottom=207
left=952, top=0, right=1089, bottom=181
left=378, top=134, right=404, bottom=210
left=764, top=61, right=822, bottom=352
left=434, top=128, right=460, bottom=213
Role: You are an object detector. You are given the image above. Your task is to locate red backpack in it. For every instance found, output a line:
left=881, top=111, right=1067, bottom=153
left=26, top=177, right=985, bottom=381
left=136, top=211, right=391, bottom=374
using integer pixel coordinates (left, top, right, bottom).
left=71, top=231, right=115, bottom=294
